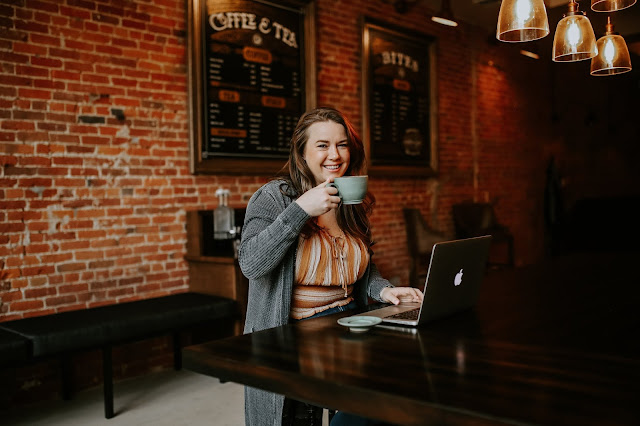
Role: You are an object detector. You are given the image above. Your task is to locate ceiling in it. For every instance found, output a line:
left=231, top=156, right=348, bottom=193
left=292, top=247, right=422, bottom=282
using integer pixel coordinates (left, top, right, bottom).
left=415, top=0, right=640, bottom=39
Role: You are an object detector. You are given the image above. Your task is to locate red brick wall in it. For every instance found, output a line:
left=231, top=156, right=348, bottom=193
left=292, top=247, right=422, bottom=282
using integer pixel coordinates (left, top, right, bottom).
left=0, top=0, right=267, bottom=321
left=313, top=0, right=552, bottom=280
left=2, top=2, right=638, bottom=409
left=0, top=0, right=553, bottom=321
left=0, top=0, right=549, bottom=405
left=0, top=0, right=559, bottom=404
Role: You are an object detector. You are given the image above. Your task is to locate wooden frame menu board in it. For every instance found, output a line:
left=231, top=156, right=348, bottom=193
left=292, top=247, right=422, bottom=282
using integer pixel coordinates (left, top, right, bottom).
left=188, top=0, right=315, bottom=174
left=361, top=19, right=438, bottom=176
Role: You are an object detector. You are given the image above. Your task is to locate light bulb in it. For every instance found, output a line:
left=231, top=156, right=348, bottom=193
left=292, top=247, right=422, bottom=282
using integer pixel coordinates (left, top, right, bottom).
left=515, top=0, right=533, bottom=25
left=603, top=38, right=615, bottom=64
left=566, top=19, right=581, bottom=48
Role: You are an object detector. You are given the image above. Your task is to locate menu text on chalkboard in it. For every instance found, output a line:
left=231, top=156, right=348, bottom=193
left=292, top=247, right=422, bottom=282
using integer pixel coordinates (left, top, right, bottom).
left=188, top=0, right=315, bottom=174
left=362, top=19, right=437, bottom=176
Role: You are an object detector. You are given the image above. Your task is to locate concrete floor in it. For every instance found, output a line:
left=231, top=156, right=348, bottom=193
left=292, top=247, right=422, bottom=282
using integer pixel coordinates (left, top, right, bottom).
left=2, top=369, right=245, bottom=425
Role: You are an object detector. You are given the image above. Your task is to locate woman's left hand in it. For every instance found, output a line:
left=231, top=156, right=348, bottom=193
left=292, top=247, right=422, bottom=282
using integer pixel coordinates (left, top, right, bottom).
left=380, top=287, right=424, bottom=305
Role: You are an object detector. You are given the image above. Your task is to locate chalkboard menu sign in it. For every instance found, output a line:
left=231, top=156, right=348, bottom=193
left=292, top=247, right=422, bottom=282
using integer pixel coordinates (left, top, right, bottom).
left=188, top=0, right=315, bottom=174
left=361, top=19, right=437, bottom=176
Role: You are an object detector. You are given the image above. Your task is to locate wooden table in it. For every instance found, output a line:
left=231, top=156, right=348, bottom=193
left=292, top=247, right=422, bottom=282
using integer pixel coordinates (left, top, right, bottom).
left=183, top=253, right=640, bottom=425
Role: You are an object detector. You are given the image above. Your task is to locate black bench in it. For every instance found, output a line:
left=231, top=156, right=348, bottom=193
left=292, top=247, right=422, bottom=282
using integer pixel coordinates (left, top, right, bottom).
left=0, top=292, right=237, bottom=419
left=0, top=328, right=30, bottom=364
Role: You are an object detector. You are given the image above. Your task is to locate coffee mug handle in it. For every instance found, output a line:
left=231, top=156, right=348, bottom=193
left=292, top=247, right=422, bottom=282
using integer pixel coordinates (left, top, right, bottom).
left=325, top=182, right=342, bottom=200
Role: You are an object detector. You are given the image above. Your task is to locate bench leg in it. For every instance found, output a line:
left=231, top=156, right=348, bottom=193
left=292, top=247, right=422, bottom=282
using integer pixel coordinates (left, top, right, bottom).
left=102, top=345, right=114, bottom=419
left=61, top=355, right=72, bottom=400
left=173, top=331, right=182, bottom=370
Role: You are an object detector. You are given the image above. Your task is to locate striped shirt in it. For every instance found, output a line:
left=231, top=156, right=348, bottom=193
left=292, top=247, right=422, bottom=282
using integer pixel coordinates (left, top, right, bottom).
left=291, top=228, right=370, bottom=320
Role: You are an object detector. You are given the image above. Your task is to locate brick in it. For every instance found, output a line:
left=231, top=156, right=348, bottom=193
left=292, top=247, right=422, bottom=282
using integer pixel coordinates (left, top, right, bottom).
left=78, top=115, right=106, bottom=124
left=0, top=50, right=30, bottom=64
left=10, top=300, right=45, bottom=312
left=65, top=124, right=97, bottom=134
left=24, top=243, right=51, bottom=254
left=59, top=5, right=91, bottom=19
left=107, top=287, right=134, bottom=298
left=46, top=295, right=77, bottom=307
left=60, top=200, right=92, bottom=211
left=15, top=20, right=49, bottom=34
left=0, top=222, right=26, bottom=233
left=60, top=240, right=91, bottom=251
left=147, top=24, right=171, bottom=36
left=63, top=0, right=93, bottom=8
left=122, top=19, right=146, bottom=30
left=59, top=283, right=89, bottom=294
left=87, top=260, right=115, bottom=269
left=65, top=39, right=94, bottom=51
left=21, top=264, right=55, bottom=276
left=81, top=136, right=110, bottom=145
left=56, top=262, right=86, bottom=273
left=70, top=168, right=100, bottom=176
left=18, top=177, right=52, bottom=187
left=13, top=41, right=47, bottom=56
left=92, top=12, right=119, bottom=25
left=64, top=219, right=93, bottom=229
left=18, top=88, right=52, bottom=100
left=109, top=57, right=137, bottom=68
left=16, top=65, right=49, bottom=78
left=26, top=0, right=58, bottom=13
left=0, top=155, right=18, bottom=167
left=0, top=290, right=23, bottom=302
left=30, top=32, right=61, bottom=46
left=15, top=131, right=49, bottom=143
left=75, top=250, right=103, bottom=260
left=40, top=253, right=74, bottom=264
left=12, top=110, right=46, bottom=121
left=95, top=44, right=123, bottom=56
left=63, top=64, right=95, bottom=77
left=1, top=75, right=33, bottom=87
left=90, top=280, right=117, bottom=291
left=24, top=287, right=57, bottom=298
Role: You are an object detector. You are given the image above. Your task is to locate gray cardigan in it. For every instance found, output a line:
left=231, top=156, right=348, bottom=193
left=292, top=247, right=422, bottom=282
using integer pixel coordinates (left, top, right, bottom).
left=238, top=180, right=391, bottom=426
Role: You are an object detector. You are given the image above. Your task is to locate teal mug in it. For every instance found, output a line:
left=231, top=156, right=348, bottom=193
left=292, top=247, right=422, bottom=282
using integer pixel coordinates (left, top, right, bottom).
left=326, top=176, right=368, bottom=205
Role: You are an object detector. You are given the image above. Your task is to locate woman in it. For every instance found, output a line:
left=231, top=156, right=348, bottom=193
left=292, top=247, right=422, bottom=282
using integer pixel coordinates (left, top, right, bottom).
left=238, top=107, right=423, bottom=426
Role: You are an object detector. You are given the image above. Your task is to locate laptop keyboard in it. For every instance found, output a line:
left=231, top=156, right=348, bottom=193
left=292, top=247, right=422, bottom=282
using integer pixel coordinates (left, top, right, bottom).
left=385, top=308, right=420, bottom=321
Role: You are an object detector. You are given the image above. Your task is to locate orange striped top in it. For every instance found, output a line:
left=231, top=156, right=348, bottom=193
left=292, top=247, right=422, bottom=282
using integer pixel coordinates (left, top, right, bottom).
left=291, top=228, right=370, bottom=320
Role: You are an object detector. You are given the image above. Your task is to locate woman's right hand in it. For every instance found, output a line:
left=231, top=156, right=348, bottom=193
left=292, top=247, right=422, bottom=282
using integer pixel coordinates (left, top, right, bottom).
left=295, top=179, right=341, bottom=217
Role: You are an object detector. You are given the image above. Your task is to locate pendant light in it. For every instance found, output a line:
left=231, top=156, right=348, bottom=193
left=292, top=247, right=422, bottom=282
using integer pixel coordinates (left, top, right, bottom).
left=432, top=0, right=458, bottom=27
left=591, top=0, right=636, bottom=12
left=496, top=0, right=549, bottom=42
left=552, top=1, right=598, bottom=62
left=590, top=17, right=632, bottom=75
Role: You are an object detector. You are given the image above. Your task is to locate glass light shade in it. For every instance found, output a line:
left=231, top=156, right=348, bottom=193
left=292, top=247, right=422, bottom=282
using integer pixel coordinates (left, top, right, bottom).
left=591, top=0, right=637, bottom=12
left=497, top=0, right=549, bottom=42
left=590, top=34, right=632, bottom=75
left=432, top=0, right=458, bottom=27
left=552, top=14, right=598, bottom=62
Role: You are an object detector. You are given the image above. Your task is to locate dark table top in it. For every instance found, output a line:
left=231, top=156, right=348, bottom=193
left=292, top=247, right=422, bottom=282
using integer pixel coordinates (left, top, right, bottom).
left=183, top=253, right=640, bottom=425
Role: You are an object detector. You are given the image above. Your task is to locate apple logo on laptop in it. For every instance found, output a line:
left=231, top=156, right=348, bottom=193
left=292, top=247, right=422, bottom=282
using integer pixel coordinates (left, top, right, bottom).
left=454, top=269, right=463, bottom=286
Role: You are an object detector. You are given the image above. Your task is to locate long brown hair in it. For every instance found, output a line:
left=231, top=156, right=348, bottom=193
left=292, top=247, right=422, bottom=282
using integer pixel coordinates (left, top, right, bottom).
left=275, top=107, right=375, bottom=249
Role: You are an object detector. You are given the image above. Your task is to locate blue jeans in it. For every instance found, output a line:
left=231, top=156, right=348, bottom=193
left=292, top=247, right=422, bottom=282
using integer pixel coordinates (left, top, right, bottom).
left=330, top=411, right=392, bottom=426
left=303, top=300, right=358, bottom=319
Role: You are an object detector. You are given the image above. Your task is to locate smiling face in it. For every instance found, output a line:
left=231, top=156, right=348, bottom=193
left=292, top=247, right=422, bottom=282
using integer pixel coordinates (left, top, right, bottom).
left=303, top=120, right=351, bottom=185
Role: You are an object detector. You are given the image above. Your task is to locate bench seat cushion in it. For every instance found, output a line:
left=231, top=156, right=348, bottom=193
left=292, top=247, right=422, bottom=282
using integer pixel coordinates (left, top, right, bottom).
left=0, top=328, right=31, bottom=364
left=104, top=292, right=237, bottom=341
left=0, top=293, right=237, bottom=357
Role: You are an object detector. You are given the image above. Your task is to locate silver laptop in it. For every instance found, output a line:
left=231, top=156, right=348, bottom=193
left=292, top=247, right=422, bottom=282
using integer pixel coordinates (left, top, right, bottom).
left=359, top=236, right=492, bottom=327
